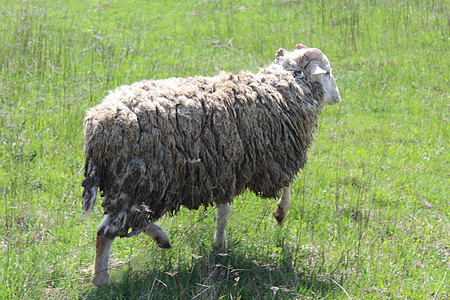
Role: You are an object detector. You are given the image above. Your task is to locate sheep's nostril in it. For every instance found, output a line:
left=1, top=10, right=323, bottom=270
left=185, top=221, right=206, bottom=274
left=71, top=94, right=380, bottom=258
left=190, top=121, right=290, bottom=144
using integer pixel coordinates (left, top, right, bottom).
left=328, top=97, right=341, bottom=105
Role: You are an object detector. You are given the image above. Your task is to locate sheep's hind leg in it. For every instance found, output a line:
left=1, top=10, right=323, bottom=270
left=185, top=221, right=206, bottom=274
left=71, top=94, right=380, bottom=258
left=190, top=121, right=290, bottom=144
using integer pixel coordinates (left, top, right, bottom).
left=91, top=231, right=115, bottom=286
left=144, top=223, right=171, bottom=249
left=214, top=202, right=231, bottom=249
left=273, top=185, right=291, bottom=224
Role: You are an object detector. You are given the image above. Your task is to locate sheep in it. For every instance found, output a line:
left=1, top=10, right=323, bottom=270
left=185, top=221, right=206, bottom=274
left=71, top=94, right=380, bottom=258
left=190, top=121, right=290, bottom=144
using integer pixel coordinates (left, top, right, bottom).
left=82, top=43, right=341, bottom=285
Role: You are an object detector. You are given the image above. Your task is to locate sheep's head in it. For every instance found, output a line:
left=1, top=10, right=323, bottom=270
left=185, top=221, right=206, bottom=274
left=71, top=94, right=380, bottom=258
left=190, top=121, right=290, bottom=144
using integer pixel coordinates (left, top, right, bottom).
left=275, top=44, right=341, bottom=105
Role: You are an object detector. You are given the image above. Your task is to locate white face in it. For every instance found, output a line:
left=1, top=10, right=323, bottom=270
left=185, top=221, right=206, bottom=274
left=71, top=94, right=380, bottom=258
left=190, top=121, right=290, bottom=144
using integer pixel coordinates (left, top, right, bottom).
left=275, top=48, right=342, bottom=106
left=307, top=60, right=341, bottom=105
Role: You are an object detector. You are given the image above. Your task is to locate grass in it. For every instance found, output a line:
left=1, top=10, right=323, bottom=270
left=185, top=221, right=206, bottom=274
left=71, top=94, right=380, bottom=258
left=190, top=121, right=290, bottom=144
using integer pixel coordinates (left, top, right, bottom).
left=0, top=0, right=448, bottom=298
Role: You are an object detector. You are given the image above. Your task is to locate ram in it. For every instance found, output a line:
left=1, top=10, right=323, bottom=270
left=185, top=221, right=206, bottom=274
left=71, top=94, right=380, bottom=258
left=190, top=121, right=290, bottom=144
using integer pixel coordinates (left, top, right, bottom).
left=82, top=44, right=341, bottom=285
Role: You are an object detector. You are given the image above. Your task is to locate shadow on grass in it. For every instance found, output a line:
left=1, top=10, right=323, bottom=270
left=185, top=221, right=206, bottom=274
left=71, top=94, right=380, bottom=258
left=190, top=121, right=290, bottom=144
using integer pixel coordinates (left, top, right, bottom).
left=81, top=242, right=343, bottom=299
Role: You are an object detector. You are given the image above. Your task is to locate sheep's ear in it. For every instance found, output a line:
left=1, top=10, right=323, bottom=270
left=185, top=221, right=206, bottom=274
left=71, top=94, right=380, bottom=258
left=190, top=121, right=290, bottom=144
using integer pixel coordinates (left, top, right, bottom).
left=310, top=65, right=328, bottom=75
left=275, top=48, right=287, bottom=58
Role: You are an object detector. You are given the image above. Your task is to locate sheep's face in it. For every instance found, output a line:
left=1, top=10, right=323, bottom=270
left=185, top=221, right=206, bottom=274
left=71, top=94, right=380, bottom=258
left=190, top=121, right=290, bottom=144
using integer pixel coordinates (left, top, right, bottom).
left=275, top=45, right=341, bottom=106
left=307, top=59, right=341, bottom=106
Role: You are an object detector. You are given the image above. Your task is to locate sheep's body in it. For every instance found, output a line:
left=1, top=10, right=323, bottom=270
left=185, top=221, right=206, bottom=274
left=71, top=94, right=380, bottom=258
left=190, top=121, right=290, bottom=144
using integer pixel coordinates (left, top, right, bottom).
left=83, top=44, right=341, bottom=285
left=83, top=66, right=323, bottom=237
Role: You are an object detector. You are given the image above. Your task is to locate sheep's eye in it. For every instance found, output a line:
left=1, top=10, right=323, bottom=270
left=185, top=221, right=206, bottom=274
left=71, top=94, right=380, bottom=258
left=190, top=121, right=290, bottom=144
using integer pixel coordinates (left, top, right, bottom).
left=326, top=71, right=331, bottom=76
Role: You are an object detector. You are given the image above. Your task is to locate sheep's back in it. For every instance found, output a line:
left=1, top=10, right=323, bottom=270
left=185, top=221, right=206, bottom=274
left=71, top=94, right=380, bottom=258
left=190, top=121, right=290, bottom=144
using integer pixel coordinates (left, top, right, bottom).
left=84, top=75, right=247, bottom=227
left=84, top=70, right=323, bottom=235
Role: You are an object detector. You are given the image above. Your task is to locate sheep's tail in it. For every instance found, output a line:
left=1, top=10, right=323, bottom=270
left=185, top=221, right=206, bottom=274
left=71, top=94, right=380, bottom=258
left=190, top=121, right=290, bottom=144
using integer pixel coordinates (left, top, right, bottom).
left=82, top=114, right=106, bottom=215
left=81, top=161, right=99, bottom=215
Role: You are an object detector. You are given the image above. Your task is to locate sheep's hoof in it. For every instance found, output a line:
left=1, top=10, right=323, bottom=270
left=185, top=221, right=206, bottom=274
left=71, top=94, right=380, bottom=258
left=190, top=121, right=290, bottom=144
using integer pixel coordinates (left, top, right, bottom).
left=91, top=271, right=109, bottom=286
left=273, top=207, right=286, bottom=224
left=213, top=242, right=225, bottom=249
left=155, top=237, right=171, bottom=249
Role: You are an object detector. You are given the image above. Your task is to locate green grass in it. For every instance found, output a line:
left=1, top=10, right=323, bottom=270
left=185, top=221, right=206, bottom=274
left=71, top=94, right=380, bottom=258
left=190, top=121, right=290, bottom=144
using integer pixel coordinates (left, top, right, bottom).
left=0, top=0, right=448, bottom=298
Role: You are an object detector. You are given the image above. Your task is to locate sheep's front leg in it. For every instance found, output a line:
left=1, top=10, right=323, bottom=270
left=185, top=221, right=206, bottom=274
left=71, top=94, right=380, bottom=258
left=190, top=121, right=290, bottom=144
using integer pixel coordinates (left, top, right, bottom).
left=273, top=185, right=291, bottom=223
left=143, top=222, right=171, bottom=249
left=214, top=202, right=231, bottom=248
left=91, top=232, right=115, bottom=286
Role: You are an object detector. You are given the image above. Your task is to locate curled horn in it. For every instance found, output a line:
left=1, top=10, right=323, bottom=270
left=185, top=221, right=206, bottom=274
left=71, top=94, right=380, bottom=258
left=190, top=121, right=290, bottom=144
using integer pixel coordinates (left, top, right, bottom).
left=299, top=48, right=324, bottom=68
left=295, top=44, right=308, bottom=50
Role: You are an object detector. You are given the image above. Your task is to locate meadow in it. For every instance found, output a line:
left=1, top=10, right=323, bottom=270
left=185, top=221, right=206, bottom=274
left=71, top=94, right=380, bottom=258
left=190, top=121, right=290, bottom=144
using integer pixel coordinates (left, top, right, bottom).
left=0, top=0, right=448, bottom=298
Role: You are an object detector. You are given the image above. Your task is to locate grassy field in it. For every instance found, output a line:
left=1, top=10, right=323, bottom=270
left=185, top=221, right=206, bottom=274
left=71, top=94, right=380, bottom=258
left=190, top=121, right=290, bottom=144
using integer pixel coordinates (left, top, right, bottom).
left=0, top=0, right=448, bottom=298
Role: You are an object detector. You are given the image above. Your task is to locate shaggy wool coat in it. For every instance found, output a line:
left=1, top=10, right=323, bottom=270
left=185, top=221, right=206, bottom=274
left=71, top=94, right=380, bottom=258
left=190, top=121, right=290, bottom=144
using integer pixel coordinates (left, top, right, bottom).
left=82, top=64, right=324, bottom=237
